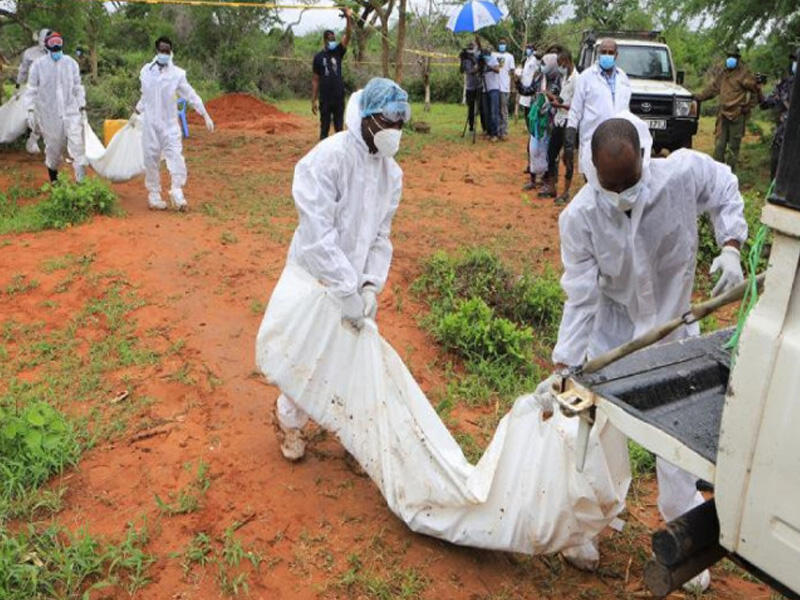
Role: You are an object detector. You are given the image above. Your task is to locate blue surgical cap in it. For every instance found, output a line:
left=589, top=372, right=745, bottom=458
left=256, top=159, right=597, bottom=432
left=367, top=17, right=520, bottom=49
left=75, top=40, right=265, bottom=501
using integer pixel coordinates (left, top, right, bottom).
left=359, top=77, right=411, bottom=123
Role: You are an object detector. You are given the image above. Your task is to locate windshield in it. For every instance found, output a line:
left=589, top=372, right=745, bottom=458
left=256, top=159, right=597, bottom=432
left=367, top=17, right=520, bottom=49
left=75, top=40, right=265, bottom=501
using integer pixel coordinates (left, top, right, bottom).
left=613, top=45, right=673, bottom=80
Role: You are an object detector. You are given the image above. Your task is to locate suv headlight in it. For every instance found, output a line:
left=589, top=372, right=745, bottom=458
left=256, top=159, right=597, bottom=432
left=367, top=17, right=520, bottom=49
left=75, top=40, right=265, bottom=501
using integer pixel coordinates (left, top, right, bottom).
left=675, top=98, right=693, bottom=117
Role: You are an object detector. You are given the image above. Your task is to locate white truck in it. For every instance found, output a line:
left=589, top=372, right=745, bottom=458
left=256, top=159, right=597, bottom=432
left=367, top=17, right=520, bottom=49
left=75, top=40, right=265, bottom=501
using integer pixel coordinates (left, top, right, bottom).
left=577, top=30, right=699, bottom=153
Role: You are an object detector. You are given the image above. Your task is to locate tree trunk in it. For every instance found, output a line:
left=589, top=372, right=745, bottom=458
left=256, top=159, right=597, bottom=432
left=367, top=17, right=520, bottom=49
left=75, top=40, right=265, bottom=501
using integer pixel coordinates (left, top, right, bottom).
left=423, top=58, right=431, bottom=112
left=380, top=20, right=390, bottom=77
left=393, top=0, right=407, bottom=83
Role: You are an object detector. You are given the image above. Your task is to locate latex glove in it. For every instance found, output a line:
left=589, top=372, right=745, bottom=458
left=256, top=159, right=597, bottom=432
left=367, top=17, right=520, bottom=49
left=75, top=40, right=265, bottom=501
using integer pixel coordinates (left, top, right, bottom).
left=361, top=286, right=378, bottom=320
left=341, top=292, right=365, bottom=330
left=27, top=110, right=35, bottom=131
left=533, top=371, right=563, bottom=418
left=203, top=113, right=215, bottom=132
left=710, top=246, right=744, bottom=297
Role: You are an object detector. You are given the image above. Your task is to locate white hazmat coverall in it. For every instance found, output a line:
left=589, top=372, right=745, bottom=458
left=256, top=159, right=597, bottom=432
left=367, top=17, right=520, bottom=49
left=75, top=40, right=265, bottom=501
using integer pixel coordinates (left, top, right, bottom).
left=277, top=90, right=403, bottom=430
left=566, top=63, right=632, bottom=174
left=135, top=59, right=207, bottom=200
left=553, top=113, right=747, bottom=563
left=23, top=54, right=87, bottom=179
left=16, top=29, right=49, bottom=154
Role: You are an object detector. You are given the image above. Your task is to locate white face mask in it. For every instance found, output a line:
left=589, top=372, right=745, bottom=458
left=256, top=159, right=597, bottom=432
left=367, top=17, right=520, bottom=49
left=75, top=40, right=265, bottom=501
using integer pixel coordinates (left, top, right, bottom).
left=599, top=179, right=642, bottom=211
left=373, top=127, right=402, bottom=157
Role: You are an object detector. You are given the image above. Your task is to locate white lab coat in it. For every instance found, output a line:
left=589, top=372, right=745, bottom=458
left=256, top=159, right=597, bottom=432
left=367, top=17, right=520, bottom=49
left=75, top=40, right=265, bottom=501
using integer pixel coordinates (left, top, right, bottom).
left=554, top=112, right=747, bottom=529
left=287, top=90, right=403, bottom=298
left=566, top=63, right=632, bottom=173
left=135, top=59, right=206, bottom=195
left=23, top=54, right=86, bottom=173
left=518, top=55, right=540, bottom=108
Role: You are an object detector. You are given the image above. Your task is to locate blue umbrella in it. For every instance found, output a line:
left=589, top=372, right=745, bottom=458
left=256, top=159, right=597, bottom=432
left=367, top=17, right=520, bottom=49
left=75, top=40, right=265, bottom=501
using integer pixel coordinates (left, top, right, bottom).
left=447, top=0, right=504, bottom=33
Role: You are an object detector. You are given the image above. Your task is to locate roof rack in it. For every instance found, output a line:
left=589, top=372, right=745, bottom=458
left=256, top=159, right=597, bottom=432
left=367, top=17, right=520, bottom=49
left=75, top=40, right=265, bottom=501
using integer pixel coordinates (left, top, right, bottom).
left=582, top=30, right=666, bottom=44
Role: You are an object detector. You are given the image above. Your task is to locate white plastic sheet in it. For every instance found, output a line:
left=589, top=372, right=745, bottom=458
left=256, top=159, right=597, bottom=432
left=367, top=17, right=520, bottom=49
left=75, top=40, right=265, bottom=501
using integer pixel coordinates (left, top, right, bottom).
left=256, top=264, right=631, bottom=555
left=0, top=89, right=29, bottom=144
left=83, top=120, right=145, bottom=182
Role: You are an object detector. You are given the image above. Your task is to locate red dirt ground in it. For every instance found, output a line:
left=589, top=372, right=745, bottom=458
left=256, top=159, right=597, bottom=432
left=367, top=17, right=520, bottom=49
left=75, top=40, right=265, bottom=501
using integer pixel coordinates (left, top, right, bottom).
left=0, top=103, right=770, bottom=600
left=188, top=93, right=300, bottom=134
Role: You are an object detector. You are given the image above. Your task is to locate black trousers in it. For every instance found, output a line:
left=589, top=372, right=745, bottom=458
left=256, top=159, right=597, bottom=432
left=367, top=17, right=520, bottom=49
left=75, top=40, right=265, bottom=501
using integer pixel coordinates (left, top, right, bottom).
left=547, top=125, right=573, bottom=181
left=320, top=95, right=345, bottom=140
left=466, top=88, right=479, bottom=131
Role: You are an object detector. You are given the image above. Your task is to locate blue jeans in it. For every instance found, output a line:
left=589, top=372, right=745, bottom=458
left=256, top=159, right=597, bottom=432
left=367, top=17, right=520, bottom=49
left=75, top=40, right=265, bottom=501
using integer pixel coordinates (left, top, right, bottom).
left=483, top=89, right=500, bottom=137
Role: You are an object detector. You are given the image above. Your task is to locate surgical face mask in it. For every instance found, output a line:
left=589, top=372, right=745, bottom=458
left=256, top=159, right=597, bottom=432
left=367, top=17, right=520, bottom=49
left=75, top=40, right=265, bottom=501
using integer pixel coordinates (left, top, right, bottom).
left=371, top=118, right=402, bottom=157
left=50, top=50, right=63, bottom=62
left=598, top=54, right=615, bottom=70
left=793, top=61, right=797, bottom=75
left=558, top=66, right=568, bottom=77
left=327, top=41, right=338, bottom=51
left=726, top=57, right=738, bottom=69
left=156, top=53, right=171, bottom=66
left=525, top=48, right=533, bottom=57
left=599, top=179, right=643, bottom=211
left=498, top=44, right=507, bottom=53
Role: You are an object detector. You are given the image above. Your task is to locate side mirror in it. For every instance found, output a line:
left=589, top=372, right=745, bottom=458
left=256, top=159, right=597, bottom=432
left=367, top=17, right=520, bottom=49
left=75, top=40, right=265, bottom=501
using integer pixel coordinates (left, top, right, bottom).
left=676, top=70, right=685, bottom=85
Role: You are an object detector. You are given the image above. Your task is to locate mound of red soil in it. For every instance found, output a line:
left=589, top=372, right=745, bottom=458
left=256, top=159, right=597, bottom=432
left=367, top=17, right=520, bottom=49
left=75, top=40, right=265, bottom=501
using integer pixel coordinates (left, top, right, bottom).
left=189, top=93, right=299, bottom=134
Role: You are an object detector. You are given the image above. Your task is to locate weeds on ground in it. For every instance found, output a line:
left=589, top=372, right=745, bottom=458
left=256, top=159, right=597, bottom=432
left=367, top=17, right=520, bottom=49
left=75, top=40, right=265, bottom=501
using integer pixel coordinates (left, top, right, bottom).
left=155, top=460, right=211, bottom=516
left=628, top=440, right=656, bottom=477
left=413, top=248, right=563, bottom=409
left=0, top=176, right=118, bottom=234
left=335, top=553, right=428, bottom=600
left=174, top=526, right=262, bottom=596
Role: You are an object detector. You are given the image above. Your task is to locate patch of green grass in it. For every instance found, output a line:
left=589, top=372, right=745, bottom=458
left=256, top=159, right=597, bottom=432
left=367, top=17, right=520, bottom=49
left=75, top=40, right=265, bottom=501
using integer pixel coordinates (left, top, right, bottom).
left=628, top=440, right=656, bottom=477
left=0, top=176, right=119, bottom=234
left=4, top=274, right=39, bottom=296
left=220, top=231, right=239, bottom=245
left=335, top=553, right=428, bottom=600
left=0, top=521, right=154, bottom=600
left=155, top=460, right=211, bottom=516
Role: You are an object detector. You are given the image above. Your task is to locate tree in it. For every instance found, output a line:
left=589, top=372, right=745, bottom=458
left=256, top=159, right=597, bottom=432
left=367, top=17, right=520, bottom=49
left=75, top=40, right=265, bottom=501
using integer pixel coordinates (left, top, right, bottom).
left=406, top=1, right=451, bottom=111
left=572, top=0, right=638, bottom=31
left=503, top=0, right=565, bottom=51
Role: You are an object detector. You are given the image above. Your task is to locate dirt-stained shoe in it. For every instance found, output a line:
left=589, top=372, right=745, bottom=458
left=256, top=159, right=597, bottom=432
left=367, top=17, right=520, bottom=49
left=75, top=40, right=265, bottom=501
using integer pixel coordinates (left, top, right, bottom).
left=169, top=188, right=188, bottom=212
left=148, top=193, right=167, bottom=210
left=279, top=427, right=306, bottom=462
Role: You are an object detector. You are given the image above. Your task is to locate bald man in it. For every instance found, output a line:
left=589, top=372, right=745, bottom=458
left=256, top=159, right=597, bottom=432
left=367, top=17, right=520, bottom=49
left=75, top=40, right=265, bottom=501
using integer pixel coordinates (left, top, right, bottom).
left=538, top=113, right=747, bottom=593
left=564, top=39, right=632, bottom=175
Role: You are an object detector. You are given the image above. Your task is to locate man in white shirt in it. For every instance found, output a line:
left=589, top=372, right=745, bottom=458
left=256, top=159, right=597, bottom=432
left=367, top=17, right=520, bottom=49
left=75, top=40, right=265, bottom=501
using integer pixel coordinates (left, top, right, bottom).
left=544, top=48, right=578, bottom=203
left=481, top=48, right=501, bottom=141
left=494, top=37, right=515, bottom=140
left=564, top=38, right=631, bottom=175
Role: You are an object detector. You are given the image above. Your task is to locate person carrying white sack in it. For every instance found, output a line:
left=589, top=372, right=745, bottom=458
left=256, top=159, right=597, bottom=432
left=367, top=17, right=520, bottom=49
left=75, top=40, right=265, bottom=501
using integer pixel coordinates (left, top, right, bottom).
left=274, top=77, right=408, bottom=461
left=16, top=27, right=51, bottom=154
left=23, top=31, right=88, bottom=183
left=130, top=36, right=214, bottom=211
left=535, top=112, right=747, bottom=592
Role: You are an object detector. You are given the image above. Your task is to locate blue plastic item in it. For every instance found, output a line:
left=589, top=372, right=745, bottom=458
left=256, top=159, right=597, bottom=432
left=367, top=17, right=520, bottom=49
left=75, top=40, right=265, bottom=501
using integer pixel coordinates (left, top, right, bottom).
left=177, top=98, right=189, bottom=138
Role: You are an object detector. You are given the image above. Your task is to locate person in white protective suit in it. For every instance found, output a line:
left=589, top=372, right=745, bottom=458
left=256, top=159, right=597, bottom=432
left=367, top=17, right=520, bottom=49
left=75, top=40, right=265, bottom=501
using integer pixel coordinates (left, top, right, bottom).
left=537, top=113, right=748, bottom=593
left=23, top=31, right=88, bottom=183
left=563, top=38, right=631, bottom=175
left=130, top=36, right=214, bottom=211
left=16, top=27, right=51, bottom=154
left=274, top=77, right=409, bottom=461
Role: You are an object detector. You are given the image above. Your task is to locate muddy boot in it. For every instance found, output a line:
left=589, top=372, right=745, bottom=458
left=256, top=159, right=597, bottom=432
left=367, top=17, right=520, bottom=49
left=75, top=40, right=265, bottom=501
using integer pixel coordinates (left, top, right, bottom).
left=169, top=188, right=188, bottom=212
left=539, top=176, right=556, bottom=198
left=148, top=193, right=167, bottom=210
left=522, top=174, right=537, bottom=191
left=279, top=427, right=306, bottom=462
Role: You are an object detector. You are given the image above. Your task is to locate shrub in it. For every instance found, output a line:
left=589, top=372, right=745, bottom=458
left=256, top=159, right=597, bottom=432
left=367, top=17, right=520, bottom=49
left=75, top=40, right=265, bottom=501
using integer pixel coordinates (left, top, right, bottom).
left=38, top=176, right=118, bottom=230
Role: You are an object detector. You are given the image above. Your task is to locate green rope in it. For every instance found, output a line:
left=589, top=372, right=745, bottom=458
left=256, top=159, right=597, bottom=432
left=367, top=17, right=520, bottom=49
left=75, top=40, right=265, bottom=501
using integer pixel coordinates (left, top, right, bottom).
left=725, top=179, right=775, bottom=362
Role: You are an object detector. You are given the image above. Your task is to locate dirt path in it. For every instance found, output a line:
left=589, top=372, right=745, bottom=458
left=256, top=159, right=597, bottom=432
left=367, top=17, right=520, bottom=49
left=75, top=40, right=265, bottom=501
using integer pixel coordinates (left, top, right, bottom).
left=0, top=104, right=769, bottom=599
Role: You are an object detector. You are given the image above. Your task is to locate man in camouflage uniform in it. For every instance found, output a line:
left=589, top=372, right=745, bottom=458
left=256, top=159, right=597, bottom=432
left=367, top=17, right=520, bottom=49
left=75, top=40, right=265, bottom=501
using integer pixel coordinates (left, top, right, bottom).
left=761, top=49, right=796, bottom=180
left=696, top=47, right=763, bottom=172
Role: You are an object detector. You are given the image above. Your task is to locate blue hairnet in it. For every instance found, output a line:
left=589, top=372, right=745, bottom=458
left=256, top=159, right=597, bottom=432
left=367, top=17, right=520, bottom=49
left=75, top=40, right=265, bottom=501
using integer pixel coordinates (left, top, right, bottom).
left=359, top=77, right=411, bottom=123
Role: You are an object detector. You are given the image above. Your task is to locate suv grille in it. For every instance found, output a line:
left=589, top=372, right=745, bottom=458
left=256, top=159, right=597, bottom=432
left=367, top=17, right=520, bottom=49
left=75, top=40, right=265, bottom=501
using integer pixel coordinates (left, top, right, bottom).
left=630, top=95, right=672, bottom=117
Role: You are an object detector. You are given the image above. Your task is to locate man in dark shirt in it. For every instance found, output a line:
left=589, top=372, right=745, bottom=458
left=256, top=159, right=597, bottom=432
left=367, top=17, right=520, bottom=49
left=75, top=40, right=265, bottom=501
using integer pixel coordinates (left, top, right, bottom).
left=760, top=49, right=796, bottom=179
left=312, top=7, right=353, bottom=140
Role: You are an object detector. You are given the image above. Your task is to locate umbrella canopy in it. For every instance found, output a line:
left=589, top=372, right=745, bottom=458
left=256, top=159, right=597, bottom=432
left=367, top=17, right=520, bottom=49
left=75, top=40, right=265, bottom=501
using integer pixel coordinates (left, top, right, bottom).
left=446, top=0, right=503, bottom=33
